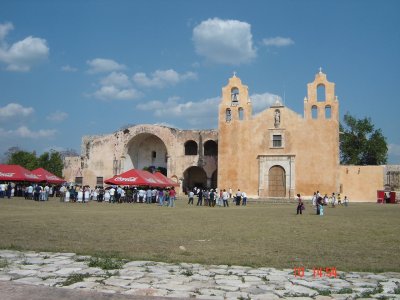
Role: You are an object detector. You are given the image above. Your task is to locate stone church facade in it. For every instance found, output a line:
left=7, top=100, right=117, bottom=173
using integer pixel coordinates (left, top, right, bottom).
left=63, top=71, right=385, bottom=201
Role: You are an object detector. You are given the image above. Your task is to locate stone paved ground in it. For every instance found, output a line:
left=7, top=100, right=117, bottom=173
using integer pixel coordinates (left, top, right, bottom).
left=0, top=250, right=399, bottom=299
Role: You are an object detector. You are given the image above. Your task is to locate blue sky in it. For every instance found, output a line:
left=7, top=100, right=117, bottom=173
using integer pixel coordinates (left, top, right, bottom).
left=0, top=0, right=399, bottom=163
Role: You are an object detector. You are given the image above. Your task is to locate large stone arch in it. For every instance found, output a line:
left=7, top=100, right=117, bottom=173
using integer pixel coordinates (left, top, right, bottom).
left=124, top=133, right=168, bottom=173
left=183, top=166, right=207, bottom=192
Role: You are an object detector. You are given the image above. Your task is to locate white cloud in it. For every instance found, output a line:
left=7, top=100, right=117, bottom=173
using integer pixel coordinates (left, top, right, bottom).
left=46, top=111, right=68, bottom=122
left=262, top=37, right=294, bottom=47
left=0, top=103, right=34, bottom=120
left=87, top=58, right=126, bottom=74
left=251, top=93, right=282, bottom=114
left=0, top=126, right=56, bottom=138
left=101, top=72, right=131, bottom=88
left=93, top=85, right=141, bottom=101
left=137, top=96, right=219, bottom=127
left=0, top=22, right=13, bottom=41
left=92, top=71, right=141, bottom=100
left=192, top=18, right=256, bottom=65
left=137, top=92, right=281, bottom=128
left=61, top=65, right=78, bottom=72
left=0, top=22, right=49, bottom=72
left=133, top=69, right=197, bottom=88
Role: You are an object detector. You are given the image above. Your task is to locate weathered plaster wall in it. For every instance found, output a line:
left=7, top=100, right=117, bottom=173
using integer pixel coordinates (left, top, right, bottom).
left=339, top=165, right=384, bottom=202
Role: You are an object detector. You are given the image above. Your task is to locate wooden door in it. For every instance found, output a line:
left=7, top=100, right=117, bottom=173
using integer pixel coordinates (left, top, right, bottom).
left=268, top=166, right=286, bottom=197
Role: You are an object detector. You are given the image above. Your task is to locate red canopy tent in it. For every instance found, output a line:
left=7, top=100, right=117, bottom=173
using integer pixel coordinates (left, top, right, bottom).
left=31, top=168, right=66, bottom=184
left=153, top=172, right=179, bottom=187
left=0, top=164, right=41, bottom=182
left=104, top=169, right=167, bottom=187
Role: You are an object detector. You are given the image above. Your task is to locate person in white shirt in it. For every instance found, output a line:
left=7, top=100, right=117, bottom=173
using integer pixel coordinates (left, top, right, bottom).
left=44, top=185, right=50, bottom=201
left=27, top=185, right=33, bottom=200
left=59, top=186, right=66, bottom=202
left=331, top=192, right=336, bottom=207
left=138, top=189, right=145, bottom=203
left=242, top=191, right=247, bottom=206
left=109, top=187, right=116, bottom=203
left=188, top=190, right=194, bottom=205
left=104, top=190, right=110, bottom=202
left=222, top=189, right=229, bottom=207
left=235, top=189, right=242, bottom=206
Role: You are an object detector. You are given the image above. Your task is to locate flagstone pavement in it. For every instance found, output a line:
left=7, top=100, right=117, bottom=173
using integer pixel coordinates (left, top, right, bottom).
left=0, top=250, right=399, bottom=299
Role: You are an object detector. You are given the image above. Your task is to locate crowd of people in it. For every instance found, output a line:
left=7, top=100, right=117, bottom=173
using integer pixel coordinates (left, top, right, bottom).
left=57, top=185, right=177, bottom=207
left=0, top=182, right=58, bottom=200
left=296, top=190, right=349, bottom=215
left=187, top=187, right=248, bottom=207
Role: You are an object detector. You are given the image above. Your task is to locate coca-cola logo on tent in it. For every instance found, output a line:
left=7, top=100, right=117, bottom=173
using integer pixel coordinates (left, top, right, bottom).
left=114, top=177, right=137, bottom=182
left=25, top=174, right=39, bottom=179
left=0, top=172, right=15, bottom=177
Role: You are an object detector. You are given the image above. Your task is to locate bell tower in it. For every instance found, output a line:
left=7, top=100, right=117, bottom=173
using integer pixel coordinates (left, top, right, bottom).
left=304, top=68, right=339, bottom=122
left=219, top=73, right=252, bottom=125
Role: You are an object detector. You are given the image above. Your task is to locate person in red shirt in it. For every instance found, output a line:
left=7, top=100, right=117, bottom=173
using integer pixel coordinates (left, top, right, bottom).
left=168, top=187, right=176, bottom=207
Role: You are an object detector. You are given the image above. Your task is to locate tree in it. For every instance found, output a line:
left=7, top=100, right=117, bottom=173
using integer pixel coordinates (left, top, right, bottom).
left=7, top=150, right=39, bottom=170
left=6, top=149, right=64, bottom=176
left=340, top=113, right=387, bottom=165
left=38, top=151, right=63, bottom=177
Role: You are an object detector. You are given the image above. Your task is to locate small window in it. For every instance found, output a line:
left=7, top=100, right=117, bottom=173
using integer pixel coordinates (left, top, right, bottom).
left=273, top=135, right=282, bottom=148
left=96, top=177, right=103, bottom=186
left=75, top=177, right=83, bottom=185
left=238, top=107, right=244, bottom=120
left=152, top=151, right=156, bottom=158
left=226, top=108, right=232, bottom=122
left=204, top=140, right=218, bottom=156
left=312, top=105, right=318, bottom=119
left=231, top=87, right=239, bottom=106
left=185, top=140, right=198, bottom=155
left=317, top=84, right=325, bottom=102
left=325, top=105, right=331, bottom=119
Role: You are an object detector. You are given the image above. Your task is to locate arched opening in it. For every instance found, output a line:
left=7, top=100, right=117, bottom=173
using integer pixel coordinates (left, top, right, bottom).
left=231, top=87, right=239, bottom=106
left=125, top=133, right=168, bottom=174
left=184, top=140, right=198, bottom=155
left=183, top=166, right=207, bottom=193
left=238, top=107, right=244, bottom=120
left=317, top=84, right=325, bottom=102
left=204, top=140, right=218, bottom=156
left=268, top=165, right=286, bottom=197
left=325, top=105, right=331, bottom=119
left=211, top=170, right=217, bottom=189
left=226, top=108, right=232, bottom=122
left=312, top=105, right=318, bottom=119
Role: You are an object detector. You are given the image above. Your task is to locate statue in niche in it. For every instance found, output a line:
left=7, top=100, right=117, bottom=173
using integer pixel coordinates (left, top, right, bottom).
left=274, top=110, right=280, bottom=128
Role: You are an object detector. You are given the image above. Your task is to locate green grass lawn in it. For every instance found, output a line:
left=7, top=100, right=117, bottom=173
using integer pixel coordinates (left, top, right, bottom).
left=0, top=197, right=399, bottom=272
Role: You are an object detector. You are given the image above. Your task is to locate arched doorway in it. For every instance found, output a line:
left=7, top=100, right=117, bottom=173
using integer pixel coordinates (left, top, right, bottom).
left=268, top=165, right=286, bottom=197
left=125, top=133, right=168, bottom=173
left=183, top=166, right=207, bottom=192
